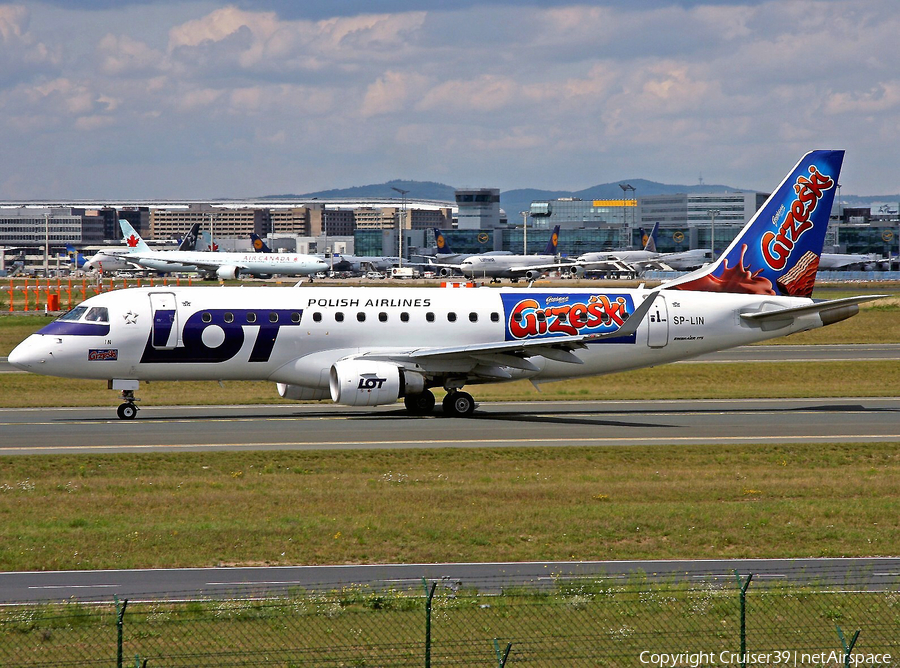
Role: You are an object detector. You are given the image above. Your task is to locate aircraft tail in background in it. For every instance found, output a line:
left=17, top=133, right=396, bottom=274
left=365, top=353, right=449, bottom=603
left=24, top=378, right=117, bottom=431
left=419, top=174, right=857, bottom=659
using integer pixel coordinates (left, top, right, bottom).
left=118, top=220, right=151, bottom=252
left=666, top=150, right=843, bottom=297
left=433, top=228, right=453, bottom=255
left=177, top=223, right=201, bottom=251
left=250, top=233, right=272, bottom=253
left=543, top=225, right=561, bottom=255
left=641, top=222, right=659, bottom=253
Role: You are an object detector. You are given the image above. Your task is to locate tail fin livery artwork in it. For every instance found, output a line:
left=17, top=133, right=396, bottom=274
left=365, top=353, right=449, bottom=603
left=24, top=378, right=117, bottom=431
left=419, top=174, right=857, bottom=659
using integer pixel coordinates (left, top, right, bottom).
left=668, top=151, right=842, bottom=298
left=8, top=151, right=885, bottom=419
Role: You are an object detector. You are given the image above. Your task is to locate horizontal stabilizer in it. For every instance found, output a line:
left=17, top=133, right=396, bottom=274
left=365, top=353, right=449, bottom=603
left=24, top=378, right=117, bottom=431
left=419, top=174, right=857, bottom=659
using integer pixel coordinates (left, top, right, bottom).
left=740, top=295, right=887, bottom=330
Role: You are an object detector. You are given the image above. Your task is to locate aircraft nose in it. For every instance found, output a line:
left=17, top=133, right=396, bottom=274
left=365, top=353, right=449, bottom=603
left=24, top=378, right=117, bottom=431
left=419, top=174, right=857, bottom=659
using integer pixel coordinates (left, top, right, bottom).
left=7, top=336, right=42, bottom=371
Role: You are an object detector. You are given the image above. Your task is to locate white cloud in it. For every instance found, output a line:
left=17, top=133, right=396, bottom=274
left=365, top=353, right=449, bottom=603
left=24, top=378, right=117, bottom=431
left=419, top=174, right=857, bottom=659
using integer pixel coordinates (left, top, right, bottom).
left=1, top=0, right=899, bottom=198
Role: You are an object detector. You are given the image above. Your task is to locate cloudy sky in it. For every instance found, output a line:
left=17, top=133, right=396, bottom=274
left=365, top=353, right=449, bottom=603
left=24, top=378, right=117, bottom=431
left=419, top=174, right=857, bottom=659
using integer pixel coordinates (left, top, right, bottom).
left=1, top=0, right=898, bottom=199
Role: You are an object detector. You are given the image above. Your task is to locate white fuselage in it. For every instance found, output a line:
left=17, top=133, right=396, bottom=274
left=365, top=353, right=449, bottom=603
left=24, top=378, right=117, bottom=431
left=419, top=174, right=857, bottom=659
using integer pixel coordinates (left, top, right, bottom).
left=125, top=250, right=328, bottom=277
left=460, top=255, right=561, bottom=279
left=9, top=285, right=821, bottom=393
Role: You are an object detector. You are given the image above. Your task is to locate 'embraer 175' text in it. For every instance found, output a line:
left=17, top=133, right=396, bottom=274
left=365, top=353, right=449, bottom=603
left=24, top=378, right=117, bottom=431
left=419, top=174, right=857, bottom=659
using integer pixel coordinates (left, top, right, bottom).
left=761, top=165, right=834, bottom=270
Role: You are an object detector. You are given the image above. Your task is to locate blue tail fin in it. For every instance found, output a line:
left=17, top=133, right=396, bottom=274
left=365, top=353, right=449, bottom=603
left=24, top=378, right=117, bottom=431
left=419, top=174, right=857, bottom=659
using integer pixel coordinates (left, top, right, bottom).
left=250, top=233, right=272, bottom=253
left=433, top=228, right=453, bottom=255
left=668, top=150, right=843, bottom=297
left=640, top=222, right=659, bottom=252
left=543, top=225, right=561, bottom=255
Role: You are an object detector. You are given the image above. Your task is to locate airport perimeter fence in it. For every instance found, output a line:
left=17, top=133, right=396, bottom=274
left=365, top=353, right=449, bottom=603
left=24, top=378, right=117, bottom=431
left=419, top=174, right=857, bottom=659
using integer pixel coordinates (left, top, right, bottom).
left=2, top=568, right=900, bottom=667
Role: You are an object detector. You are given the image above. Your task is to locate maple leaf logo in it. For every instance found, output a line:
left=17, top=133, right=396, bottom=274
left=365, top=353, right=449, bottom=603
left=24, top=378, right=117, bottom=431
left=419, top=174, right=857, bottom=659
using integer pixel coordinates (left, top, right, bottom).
left=126, top=235, right=139, bottom=247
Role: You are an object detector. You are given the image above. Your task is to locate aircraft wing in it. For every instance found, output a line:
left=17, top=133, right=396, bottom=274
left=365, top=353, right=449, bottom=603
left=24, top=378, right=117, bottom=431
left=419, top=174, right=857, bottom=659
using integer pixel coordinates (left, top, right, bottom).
left=349, top=291, right=658, bottom=376
left=505, top=260, right=581, bottom=275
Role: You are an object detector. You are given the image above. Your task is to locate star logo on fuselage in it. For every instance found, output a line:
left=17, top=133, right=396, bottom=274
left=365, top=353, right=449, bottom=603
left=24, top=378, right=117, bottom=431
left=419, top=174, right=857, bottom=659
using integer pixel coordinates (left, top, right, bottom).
left=123, top=311, right=138, bottom=325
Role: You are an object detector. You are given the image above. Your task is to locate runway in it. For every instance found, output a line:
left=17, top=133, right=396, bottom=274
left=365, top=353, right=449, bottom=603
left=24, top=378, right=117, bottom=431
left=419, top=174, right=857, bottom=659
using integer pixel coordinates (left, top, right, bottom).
left=4, top=557, right=900, bottom=603
left=0, top=397, right=898, bottom=454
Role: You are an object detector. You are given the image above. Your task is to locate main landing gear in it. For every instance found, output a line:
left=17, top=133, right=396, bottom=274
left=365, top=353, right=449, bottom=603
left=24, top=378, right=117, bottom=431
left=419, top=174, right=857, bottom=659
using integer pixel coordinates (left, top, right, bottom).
left=403, top=389, right=476, bottom=417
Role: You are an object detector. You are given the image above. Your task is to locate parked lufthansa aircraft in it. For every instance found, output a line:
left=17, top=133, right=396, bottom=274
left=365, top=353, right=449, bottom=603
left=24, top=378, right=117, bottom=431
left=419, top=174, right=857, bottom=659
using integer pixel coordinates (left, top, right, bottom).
left=9, top=151, right=884, bottom=419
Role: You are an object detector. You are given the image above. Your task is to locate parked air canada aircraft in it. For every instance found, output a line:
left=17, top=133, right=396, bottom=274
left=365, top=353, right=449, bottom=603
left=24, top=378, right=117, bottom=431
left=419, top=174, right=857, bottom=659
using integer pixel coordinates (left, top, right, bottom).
left=82, top=222, right=204, bottom=273
left=112, top=220, right=327, bottom=279
left=9, top=151, right=885, bottom=419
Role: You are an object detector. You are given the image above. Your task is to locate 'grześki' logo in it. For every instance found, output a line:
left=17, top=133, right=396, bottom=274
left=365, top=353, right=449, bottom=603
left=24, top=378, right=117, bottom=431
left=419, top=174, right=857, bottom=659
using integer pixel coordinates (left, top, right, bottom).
left=761, top=165, right=834, bottom=271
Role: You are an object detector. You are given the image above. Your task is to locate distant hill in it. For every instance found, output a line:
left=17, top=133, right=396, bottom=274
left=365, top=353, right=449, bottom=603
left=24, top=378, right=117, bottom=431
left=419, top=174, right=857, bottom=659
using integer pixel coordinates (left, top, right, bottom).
left=264, top=179, right=899, bottom=217
left=263, top=179, right=456, bottom=203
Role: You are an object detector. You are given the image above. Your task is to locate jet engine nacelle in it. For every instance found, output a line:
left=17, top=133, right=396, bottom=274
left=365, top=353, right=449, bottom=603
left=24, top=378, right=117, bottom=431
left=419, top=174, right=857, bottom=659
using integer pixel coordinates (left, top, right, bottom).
left=524, top=269, right=543, bottom=281
left=329, top=360, right=425, bottom=407
left=562, top=264, right=585, bottom=278
left=216, top=265, right=241, bottom=280
left=438, top=267, right=455, bottom=278
left=276, top=383, right=331, bottom=401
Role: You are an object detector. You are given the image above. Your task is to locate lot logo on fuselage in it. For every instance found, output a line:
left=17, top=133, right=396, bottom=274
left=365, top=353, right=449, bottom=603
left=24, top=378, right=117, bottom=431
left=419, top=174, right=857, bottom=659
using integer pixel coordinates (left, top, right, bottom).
left=141, top=308, right=302, bottom=364
left=501, top=293, right=635, bottom=343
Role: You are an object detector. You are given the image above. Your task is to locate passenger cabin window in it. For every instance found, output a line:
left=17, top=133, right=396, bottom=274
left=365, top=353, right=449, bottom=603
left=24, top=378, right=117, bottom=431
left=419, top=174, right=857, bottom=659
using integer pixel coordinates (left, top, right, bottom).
left=447, top=312, right=457, bottom=322
left=335, top=312, right=344, bottom=322
left=224, top=312, right=234, bottom=323
left=85, top=307, right=109, bottom=323
left=426, top=312, right=435, bottom=322
left=201, top=312, right=212, bottom=323
left=357, top=312, right=366, bottom=322
left=291, top=312, right=301, bottom=323
left=400, top=312, right=410, bottom=323
left=313, top=312, right=322, bottom=322
left=491, top=312, right=500, bottom=322
left=469, top=312, right=478, bottom=323
left=269, top=312, right=279, bottom=323
left=247, top=312, right=257, bottom=323
left=378, top=312, right=388, bottom=322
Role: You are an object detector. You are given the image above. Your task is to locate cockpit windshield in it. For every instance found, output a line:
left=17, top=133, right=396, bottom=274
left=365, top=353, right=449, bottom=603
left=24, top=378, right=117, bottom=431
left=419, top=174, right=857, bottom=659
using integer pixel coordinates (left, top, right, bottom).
left=58, top=306, right=88, bottom=322
left=85, top=307, right=109, bottom=323
left=56, top=306, right=109, bottom=323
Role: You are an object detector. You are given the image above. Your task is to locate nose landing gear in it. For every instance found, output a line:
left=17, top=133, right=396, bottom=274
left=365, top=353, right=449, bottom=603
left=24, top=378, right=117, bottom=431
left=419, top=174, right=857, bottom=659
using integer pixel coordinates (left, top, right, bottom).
left=109, top=380, right=140, bottom=420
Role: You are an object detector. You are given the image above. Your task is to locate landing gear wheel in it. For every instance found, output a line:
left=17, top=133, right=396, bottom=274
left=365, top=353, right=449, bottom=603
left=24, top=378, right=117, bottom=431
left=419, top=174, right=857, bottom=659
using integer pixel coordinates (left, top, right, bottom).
left=442, top=391, right=475, bottom=417
left=117, top=403, right=138, bottom=420
left=404, top=390, right=436, bottom=416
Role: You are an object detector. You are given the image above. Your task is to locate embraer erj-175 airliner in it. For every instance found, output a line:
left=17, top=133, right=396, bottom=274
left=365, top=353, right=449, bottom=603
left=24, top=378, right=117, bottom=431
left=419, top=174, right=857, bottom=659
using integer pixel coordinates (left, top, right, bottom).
left=112, top=220, right=327, bottom=279
left=9, top=151, right=884, bottom=419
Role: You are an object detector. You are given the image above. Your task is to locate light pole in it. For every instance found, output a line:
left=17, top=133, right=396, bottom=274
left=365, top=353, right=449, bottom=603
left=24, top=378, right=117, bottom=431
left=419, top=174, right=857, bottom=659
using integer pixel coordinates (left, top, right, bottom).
left=392, top=187, right=409, bottom=268
left=43, top=213, right=49, bottom=276
left=619, top=184, right=635, bottom=246
left=708, top=209, right=720, bottom=260
left=520, top=211, right=528, bottom=254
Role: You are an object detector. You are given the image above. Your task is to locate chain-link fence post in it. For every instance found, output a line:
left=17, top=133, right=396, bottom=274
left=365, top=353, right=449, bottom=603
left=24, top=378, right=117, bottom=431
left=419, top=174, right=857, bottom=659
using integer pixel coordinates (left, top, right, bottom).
left=837, top=626, right=861, bottom=668
left=493, top=638, right=513, bottom=667
left=424, top=580, right=436, bottom=668
left=733, top=571, right=753, bottom=668
left=114, top=596, right=128, bottom=668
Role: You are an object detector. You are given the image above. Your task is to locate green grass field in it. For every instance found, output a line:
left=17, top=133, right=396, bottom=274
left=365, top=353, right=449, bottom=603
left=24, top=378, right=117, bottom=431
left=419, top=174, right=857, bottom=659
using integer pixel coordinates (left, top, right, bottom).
left=1, top=443, right=899, bottom=572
